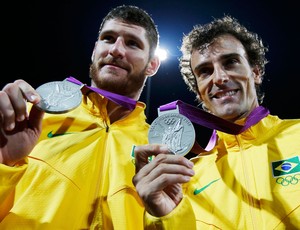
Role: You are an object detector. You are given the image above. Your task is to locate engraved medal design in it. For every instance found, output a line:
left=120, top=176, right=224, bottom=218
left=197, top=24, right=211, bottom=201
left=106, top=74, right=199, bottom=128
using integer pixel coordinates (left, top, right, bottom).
left=148, top=113, right=195, bottom=156
left=35, top=80, right=82, bottom=114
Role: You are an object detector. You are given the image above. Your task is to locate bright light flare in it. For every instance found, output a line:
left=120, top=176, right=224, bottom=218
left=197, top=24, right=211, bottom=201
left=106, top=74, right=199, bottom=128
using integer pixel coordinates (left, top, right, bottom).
left=155, top=47, right=168, bottom=61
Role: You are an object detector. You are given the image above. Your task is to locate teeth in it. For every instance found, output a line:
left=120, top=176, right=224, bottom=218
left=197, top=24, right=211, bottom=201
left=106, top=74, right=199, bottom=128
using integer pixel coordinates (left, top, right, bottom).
left=216, top=90, right=236, bottom=98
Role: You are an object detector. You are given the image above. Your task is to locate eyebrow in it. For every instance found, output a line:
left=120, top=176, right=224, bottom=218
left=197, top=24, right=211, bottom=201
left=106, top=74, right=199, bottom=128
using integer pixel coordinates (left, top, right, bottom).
left=221, top=53, right=241, bottom=60
left=99, top=29, right=145, bottom=48
left=193, top=52, right=242, bottom=73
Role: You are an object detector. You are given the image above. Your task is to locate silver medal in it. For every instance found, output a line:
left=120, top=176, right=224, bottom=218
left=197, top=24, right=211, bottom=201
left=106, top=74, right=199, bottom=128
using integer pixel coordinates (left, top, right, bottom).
left=148, top=113, right=195, bottom=156
left=35, top=80, right=82, bottom=114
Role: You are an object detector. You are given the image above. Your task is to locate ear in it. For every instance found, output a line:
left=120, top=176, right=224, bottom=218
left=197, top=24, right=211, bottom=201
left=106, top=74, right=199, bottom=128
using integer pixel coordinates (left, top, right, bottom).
left=91, top=41, right=98, bottom=62
left=252, top=65, right=262, bottom=84
left=145, top=56, right=161, bottom=77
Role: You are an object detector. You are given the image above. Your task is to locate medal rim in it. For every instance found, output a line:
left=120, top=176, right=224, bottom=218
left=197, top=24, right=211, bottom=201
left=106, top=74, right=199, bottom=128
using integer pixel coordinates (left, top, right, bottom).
left=148, top=112, right=196, bottom=156
left=35, top=81, right=82, bottom=114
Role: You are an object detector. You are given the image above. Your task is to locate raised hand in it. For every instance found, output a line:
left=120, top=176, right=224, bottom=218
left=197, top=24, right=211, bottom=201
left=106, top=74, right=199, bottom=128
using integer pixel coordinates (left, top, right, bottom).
left=132, top=144, right=194, bottom=217
left=0, top=80, right=44, bottom=166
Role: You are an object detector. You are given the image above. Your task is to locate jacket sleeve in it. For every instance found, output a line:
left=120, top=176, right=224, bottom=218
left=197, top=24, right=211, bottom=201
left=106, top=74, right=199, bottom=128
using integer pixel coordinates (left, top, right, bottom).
left=144, top=196, right=197, bottom=229
left=0, top=160, right=28, bottom=220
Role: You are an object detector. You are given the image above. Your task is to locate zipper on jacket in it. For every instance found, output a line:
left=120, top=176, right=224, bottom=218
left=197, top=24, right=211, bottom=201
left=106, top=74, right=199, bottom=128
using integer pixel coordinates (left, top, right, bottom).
left=236, top=135, right=258, bottom=230
left=91, top=122, right=110, bottom=228
left=104, top=119, right=109, bottom=133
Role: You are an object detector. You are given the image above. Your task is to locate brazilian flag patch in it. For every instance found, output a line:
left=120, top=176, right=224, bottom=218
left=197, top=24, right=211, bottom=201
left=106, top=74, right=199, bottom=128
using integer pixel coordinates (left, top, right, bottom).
left=271, top=156, right=300, bottom=178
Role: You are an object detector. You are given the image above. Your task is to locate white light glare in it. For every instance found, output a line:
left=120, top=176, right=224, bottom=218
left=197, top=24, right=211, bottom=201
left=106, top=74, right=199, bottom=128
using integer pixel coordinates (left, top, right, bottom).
left=155, top=47, right=168, bottom=61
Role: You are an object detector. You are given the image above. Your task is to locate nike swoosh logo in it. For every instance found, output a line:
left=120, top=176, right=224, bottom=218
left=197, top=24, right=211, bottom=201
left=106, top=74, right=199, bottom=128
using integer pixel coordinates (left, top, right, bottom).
left=47, top=131, right=73, bottom=138
left=194, top=178, right=220, bottom=195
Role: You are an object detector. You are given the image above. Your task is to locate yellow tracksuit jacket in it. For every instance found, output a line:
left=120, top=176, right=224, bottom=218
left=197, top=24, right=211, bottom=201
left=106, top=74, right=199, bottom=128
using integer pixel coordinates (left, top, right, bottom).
left=0, top=92, right=148, bottom=229
left=145, top=114, right=300, bottom=229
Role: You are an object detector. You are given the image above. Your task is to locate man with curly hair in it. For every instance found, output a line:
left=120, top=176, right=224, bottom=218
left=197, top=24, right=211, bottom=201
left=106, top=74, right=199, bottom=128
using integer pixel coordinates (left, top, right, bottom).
left=133, top=15, right=300, bottom=229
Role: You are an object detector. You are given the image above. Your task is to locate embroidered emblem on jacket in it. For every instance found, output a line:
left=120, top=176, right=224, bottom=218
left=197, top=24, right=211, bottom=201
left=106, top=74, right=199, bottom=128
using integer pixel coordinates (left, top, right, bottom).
left=47, top=131, right=73, bottom=138
left=271, top=156, right=300, bottom=177
left=194, top=178, right=220, bottom=195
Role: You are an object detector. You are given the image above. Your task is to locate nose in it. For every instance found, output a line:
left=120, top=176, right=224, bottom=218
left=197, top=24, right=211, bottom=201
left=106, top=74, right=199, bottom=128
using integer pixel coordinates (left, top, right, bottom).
left=109, top=38, right=125, bottom=58
left=212, top=67, right=229, bottom=85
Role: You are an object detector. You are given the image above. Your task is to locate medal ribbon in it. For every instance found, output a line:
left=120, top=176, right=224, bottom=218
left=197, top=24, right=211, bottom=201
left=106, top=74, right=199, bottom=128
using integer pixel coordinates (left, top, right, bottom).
left=66, top=76, right=137, bottom=111
left=159, top=100, right=269, bottom=135
left=159, top=100, right=269, bottom=152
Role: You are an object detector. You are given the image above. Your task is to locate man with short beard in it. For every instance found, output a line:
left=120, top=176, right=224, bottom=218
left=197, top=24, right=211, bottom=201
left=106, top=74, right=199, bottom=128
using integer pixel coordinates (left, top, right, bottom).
left=0, top=5, right=160, bottom=229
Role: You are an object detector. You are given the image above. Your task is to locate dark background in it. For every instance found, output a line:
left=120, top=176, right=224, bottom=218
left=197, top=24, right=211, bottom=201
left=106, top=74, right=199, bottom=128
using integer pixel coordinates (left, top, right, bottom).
left=6, top=0, right=299, bottom=123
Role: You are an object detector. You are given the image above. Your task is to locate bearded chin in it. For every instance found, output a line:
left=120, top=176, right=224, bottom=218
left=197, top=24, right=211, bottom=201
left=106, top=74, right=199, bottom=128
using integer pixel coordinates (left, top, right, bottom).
left=89, top=63, right=100, bottom=86
left=89, top=62, right=148, bottom=98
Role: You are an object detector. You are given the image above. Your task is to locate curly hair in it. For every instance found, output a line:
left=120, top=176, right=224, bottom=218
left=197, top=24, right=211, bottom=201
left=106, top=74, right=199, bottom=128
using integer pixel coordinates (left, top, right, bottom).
left=180, top=15, right=268, bottom=104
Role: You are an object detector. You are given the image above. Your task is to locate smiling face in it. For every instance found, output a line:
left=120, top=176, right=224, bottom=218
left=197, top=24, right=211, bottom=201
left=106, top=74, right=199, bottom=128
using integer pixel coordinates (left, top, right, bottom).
left=89, top=19, right=159, bottom=100
left=191, top=34, right=262, bottom=121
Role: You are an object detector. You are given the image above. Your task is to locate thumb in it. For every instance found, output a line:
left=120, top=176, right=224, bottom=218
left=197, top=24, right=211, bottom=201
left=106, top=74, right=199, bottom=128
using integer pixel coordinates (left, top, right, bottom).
left=28, top=105, right=45, bottom=132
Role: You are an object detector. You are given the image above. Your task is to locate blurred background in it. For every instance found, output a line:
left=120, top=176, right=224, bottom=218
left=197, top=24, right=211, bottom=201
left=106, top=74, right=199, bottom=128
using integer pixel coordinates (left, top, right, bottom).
left=6, top=0, right=299, bottom=123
